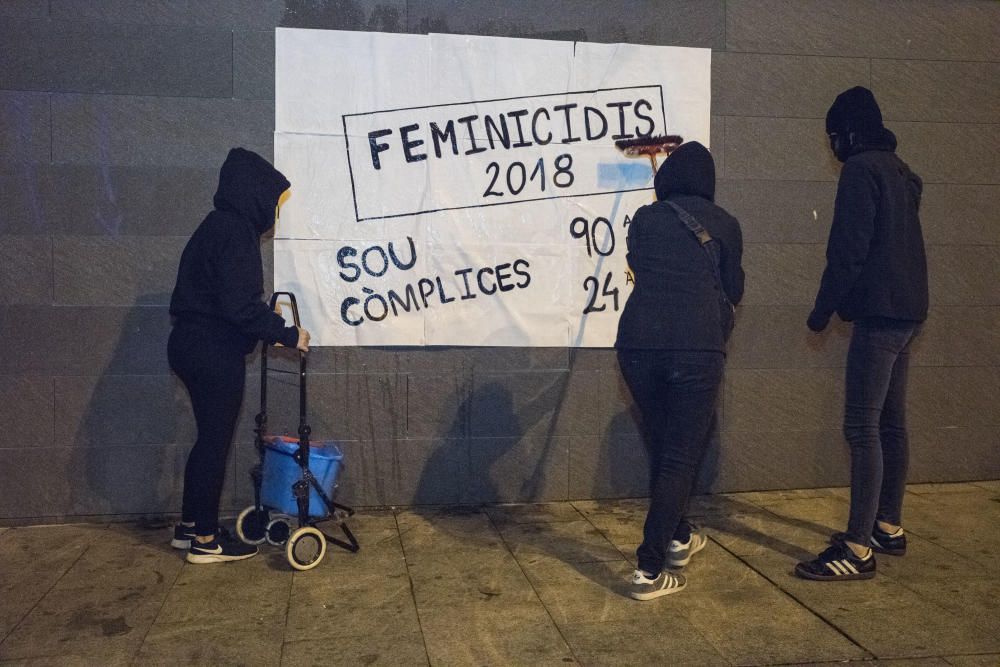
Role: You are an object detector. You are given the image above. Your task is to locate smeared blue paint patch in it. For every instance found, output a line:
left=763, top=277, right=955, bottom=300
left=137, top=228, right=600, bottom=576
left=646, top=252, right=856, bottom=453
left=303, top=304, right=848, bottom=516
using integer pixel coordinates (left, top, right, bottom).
left=596, top=162, right=652, bottom=189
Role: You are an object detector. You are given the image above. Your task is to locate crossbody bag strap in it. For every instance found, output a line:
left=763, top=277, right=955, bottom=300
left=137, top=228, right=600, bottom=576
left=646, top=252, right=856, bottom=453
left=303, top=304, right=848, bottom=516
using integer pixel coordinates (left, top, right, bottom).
left=664, top=200, right=730, bottom=306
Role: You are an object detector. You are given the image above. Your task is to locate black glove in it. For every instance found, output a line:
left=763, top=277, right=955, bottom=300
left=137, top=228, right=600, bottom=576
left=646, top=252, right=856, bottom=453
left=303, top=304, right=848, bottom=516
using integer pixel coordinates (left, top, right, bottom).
left=806, top=310, right=830, bottom=332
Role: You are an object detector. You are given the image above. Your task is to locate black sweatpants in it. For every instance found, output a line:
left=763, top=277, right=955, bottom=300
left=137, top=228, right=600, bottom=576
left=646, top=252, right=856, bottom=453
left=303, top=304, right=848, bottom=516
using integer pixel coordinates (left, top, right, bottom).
left=168, top=325, right=246, bottom=536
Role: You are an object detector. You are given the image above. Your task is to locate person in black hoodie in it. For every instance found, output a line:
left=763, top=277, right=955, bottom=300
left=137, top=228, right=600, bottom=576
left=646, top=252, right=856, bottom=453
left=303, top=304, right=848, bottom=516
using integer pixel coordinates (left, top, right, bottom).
left=615, top=141, right=744, bottom=600
left=168, top=147, right=310, bottom=564
left=795, top=87, right=928, bottom=581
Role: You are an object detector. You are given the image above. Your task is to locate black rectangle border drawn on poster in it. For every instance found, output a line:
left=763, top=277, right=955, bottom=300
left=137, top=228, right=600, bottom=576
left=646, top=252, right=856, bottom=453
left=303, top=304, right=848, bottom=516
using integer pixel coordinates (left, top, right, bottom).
left=341, top=85, right=667, bottom=223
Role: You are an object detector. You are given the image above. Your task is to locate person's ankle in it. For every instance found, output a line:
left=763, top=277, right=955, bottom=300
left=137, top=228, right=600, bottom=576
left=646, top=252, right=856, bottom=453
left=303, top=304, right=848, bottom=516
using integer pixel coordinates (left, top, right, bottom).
left=877, top=520, right=901, bottom=534
left=195, top=534, right=215, bottom=544
left=845, top=541, right=872, bottom=559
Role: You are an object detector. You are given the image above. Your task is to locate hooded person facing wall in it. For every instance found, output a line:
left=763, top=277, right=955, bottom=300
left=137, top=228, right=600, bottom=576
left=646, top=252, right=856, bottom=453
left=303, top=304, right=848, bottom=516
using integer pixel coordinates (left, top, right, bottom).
left=614, top=141, right=744, bottom=601
left=167, top=148, right=311, bottom=564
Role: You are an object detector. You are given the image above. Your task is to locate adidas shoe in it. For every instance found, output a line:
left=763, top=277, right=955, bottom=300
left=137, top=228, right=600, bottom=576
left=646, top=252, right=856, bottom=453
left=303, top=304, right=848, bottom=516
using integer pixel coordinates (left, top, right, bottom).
left=668, top=530, right=708, bottom=568
left=186, top=532, right=258, bottom=564
left=629, top=569, right=687, bottom=600
left=830, top=524, right=907, bottom=556
left=795, top=542, right=876, bottom=581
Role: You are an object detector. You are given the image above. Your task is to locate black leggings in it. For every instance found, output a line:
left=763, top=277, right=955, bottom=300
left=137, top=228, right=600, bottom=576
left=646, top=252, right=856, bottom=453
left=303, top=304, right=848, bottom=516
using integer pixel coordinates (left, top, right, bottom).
left=168, top=326, right=246, bottom=536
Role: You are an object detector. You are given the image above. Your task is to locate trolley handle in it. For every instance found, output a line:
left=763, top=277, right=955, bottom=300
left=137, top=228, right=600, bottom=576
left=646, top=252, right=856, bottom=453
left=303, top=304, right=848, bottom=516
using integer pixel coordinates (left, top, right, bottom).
left=256, top=292, right=310, bottom=452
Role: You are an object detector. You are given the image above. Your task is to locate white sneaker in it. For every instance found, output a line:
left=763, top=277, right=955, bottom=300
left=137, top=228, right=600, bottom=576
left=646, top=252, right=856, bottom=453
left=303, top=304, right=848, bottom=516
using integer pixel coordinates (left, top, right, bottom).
left=629, top=569, right=687, bottom=601
left=668, top=530, right=708, bottom=568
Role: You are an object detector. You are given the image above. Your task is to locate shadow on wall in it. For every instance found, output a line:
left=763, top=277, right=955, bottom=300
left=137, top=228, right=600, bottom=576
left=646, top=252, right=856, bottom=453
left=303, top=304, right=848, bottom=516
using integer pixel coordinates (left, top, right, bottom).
left=71, top=294, right=191, bottom=518
left=412, top=381, right=519, bottom=505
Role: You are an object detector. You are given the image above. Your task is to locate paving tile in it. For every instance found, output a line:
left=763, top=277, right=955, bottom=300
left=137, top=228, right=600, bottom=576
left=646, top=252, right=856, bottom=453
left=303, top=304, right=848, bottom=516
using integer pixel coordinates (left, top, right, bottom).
left=520, top=558, right=660, bottom=627
left=407, top=550, right=538, bottom=610
left=0, top=525, right=94, bottom=640
left=418, top=602, right=575, bottom=667
left=137, top=616, right=284, bottom=667
left=673, top=586, right=871, bottom=665
left=396, top=507, right=506, bottom=559
left=484, top=502, right=583, bottom=525
left=572, top=497, right=647, bottom=548
left=944, top=656, right=1000, bottom=667
left=809, top=585, right=1000, bottom=659
left=497, top=519, right=624, bottom=566
left=152, top=555, right=292, bottom=625
left=0, top=562, right=166, bottom=662
left=558, top=616, right=729, bottom=667
left=699, top=510, right=833, bottom=563
left=285, top=572, right=419, bottom=643
left=280, top=632, right=427, bottom=666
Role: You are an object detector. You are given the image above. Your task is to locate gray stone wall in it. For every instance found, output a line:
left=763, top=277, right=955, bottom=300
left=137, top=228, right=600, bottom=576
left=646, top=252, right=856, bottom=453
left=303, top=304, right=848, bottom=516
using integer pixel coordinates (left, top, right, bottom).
left=1, top=1, right=997, bottom=521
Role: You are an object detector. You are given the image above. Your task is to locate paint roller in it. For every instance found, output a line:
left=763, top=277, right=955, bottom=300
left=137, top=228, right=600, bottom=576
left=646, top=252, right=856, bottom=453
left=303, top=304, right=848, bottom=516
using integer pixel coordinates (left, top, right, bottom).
left=614, top=134, right=685, bottom=176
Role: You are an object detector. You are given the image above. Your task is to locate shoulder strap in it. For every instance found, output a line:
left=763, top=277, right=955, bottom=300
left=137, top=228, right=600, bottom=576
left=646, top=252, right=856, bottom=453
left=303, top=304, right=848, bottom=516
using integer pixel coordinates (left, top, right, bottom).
left=664, top=200, right=730, bottom=306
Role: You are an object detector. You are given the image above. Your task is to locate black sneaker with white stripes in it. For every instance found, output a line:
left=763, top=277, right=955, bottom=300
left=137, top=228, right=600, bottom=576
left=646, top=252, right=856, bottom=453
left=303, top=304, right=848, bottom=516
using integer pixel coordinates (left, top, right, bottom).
left=795, top=542, right=876, bottom=581
left=170, top=523, right=197, bottom=550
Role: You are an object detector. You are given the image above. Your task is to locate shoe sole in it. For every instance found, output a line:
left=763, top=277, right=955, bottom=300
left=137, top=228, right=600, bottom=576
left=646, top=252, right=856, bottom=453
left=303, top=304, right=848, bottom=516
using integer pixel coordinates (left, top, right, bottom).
left=794, top=564, right=876, bottom=582
left=668, top=535, right=708, bottom=568
left=630, top=581, right=687, bottom=600
left=170, top=538, right=192, bottom=550
left=186, top=551, right=257, bottom=564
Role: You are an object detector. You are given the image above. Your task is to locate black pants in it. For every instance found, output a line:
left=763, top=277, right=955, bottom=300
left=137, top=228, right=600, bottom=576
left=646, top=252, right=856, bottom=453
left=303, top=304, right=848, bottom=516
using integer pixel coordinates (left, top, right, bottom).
left=843, top=319, right=921, bottom=545
left=168, top=326, right=246, bottom=536
left=618, top=349, right=725, bottom=575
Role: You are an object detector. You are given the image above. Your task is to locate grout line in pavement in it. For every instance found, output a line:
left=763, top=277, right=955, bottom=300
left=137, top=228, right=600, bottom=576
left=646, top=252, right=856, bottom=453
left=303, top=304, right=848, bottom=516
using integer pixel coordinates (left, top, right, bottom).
left=0, top=531, right=92, bottom=649
left=484, top=510, right=584, bottom=666
left=393, top=510, right=434, bottom=667
left=708, top=534, right=876, bottom=661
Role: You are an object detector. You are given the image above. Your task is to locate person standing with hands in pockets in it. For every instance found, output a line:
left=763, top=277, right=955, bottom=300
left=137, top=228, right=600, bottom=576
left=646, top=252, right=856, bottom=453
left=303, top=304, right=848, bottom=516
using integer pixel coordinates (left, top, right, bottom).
left=168, top=148, right=311, bottom=564
left=796, top=88, right=928, bottom=581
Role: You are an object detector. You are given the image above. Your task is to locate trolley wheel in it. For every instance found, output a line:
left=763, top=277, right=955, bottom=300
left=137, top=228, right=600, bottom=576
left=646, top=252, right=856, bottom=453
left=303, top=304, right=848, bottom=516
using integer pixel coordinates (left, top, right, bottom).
left=286, top=526, right=327, bottom=571
left=235, top=505, right=269, bottom=545
left=265, top=516, right=293, bottom=546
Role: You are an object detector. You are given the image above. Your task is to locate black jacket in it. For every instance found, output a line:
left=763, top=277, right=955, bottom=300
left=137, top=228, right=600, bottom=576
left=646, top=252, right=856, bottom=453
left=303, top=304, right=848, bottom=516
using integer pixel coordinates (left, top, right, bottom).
left=811, top=130, right=928, bottom=325
left=170, top=148, right=298, bottom=354
left=615, top=142, right=744, bottom=352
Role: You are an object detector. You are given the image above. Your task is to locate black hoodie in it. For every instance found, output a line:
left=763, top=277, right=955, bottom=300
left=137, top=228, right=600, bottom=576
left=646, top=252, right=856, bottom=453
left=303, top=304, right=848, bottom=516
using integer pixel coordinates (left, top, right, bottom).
left=810, top=128, right=929, bottom=326
left=169, top=148, right=298, bottom=354
left=615, top=142, right=744, bottom=352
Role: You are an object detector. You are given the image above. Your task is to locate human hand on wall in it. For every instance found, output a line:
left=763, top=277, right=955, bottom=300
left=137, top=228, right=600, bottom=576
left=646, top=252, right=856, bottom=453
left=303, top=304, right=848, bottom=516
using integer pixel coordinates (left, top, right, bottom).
left=296, top=327, right=311, bottom=352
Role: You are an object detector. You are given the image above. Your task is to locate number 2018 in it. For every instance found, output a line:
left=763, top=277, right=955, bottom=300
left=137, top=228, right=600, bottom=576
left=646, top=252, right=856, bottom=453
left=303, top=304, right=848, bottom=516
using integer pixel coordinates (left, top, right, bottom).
left=483, top=154, right=574, bottom=198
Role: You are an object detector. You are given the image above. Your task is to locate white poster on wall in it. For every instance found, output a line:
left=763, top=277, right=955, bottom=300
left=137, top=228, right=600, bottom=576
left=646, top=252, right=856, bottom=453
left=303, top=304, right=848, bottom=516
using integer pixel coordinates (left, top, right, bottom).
left=274, top=28, right=711, bottom=347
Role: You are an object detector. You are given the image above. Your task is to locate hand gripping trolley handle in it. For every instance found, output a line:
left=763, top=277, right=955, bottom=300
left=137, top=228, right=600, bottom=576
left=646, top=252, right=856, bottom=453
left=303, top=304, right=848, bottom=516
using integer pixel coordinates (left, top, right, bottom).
left=235, top=292, right=359, bottom=570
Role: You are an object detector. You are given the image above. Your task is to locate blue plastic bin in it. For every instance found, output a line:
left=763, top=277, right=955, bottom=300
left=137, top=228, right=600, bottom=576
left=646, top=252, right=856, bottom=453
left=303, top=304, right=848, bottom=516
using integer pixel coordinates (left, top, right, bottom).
left=259, top=436, right=343, bottom=517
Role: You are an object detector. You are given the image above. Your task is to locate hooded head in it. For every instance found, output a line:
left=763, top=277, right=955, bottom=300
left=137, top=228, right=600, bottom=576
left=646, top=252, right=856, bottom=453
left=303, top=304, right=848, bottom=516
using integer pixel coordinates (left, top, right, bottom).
left=654, top=141, right=715, bottom=202
left=825, top=87, right=894, bottom=162
left=213, top=148, right=291, bottom=235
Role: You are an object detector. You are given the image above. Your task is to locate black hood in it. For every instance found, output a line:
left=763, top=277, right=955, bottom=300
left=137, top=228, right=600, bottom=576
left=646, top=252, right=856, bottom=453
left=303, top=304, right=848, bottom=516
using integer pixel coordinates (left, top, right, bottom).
left=654, top=141, right=715, bottom=202
left=213, top=148, right=290, bottom=236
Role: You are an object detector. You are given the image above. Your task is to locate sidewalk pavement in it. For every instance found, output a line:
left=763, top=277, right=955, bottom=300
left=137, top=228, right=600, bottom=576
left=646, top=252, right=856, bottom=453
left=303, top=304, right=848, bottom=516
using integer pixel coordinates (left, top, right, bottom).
left=1, top=481, right=997, bottom=666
